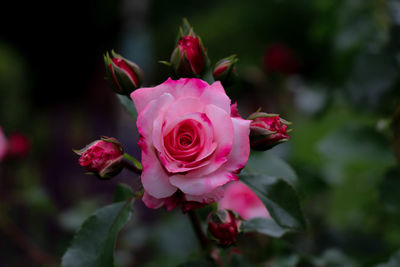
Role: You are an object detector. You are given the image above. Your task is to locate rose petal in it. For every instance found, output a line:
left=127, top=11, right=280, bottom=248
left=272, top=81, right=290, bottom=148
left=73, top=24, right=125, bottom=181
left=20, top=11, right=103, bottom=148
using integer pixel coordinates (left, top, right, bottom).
left=199, top=81, right=231, bottom=113
left=169, top=169, right=237, bottom=196
left=136, top=93, right=174, bottom=138
left=142, top=191, right=165, bottom=209
left=223, top=117, right=251, bottom=173
left=140, top=139, right=177, bottom=198
left=184, top=186, right=225, bottom=204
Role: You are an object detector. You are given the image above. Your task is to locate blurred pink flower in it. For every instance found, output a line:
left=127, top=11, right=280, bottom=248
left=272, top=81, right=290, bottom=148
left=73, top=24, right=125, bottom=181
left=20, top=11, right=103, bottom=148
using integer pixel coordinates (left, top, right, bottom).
left=0, top=127, right=7, bottom=161
left=218, top=181, right=270, bottom=220
left=6, top=132, right=31, bottom=159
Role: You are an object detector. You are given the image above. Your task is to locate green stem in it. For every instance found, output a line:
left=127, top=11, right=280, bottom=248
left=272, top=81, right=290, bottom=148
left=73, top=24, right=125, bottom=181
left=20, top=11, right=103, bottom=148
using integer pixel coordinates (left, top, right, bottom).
left=123, top=153, right=142, bottom=174
left=188, top=209, right=209, bottom=251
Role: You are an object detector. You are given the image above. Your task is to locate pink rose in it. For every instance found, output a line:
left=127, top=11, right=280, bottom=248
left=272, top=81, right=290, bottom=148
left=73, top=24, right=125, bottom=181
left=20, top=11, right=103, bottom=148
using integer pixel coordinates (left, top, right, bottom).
left=218, top=181, right=270, bottom=220
left=131, top=78, right=250, bottom=210
left=74, top=137, right=124, bottom=179
left=0, top=127, right=7, bottom=161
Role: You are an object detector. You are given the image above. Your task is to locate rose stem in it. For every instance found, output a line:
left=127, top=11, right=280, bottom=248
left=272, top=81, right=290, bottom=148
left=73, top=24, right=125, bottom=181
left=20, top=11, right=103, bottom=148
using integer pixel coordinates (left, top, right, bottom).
left=123, top=160, right=142, bottom=175
left=188, top=209, right=209, bottom=251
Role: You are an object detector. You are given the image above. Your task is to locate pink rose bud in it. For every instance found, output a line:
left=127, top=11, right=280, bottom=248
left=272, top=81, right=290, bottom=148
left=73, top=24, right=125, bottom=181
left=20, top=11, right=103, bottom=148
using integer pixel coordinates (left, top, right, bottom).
left=207, top=209, right=240, bottom=246
left=213, top=55, right=238, bottom=86
left=263, top=44, right=299, bottom=75
left=74, top=137, right=124, bottom=179
left=6, top=133, right=31, bottom=159
left=170, top=35, right=207, bottom=77
left=104, top=50, right=143, bottom=95
left=248, top=112, right=291, bottom=151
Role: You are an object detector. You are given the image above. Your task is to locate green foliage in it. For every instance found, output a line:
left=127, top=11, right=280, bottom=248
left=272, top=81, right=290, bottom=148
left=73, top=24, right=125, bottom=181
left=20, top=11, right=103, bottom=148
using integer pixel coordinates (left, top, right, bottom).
left=241, top=218, right=290, bottom=238
left=240, top=172, right=306, bottom=231
left=61, top=199, right=134, bottom=267
left=116, top=94, right=138, bottom=120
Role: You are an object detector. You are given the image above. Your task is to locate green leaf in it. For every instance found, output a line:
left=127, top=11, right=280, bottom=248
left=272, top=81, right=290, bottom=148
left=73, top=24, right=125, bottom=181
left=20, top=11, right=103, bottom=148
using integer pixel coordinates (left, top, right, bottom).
left=113, top=183, right=134, bottom=203
left=241, top=218, right=291, bottom=238
left=61, top=198, right=134, bottom=267
left=246, top=151, right=298, bottom=186
left=240, top=172, right=306, bottom=230
left=116, top=94, right=137, bottom=120
left=178, top=259, right=217, bottom=267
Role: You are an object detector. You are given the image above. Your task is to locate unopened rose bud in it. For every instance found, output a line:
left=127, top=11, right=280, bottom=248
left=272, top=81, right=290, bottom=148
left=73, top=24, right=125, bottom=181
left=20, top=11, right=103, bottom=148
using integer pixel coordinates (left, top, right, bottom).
left=74, top=137, right=124, bottom=179
left=213, top=55, right=238, bottom=85
left=170, top=35, right=207, bottom=77
left=248, top=112, right=291, bottom=151
left=104, top=51, right=143, bottom=95
left=207, top=210, right=240, bottom=246
left=6, top=133, right=31, bottom=159
left=168, top=19, right=208, bottom=77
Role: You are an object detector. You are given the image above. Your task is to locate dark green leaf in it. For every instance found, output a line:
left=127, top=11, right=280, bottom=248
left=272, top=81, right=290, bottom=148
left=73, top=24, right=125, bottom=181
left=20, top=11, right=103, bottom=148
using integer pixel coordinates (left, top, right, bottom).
left=113, top=183, right=134, bottom=203
left=246, top=151, right=298, bottom=186
left=61, top=198, right=134, bottom=267
left=178, top=259, right=216, bottom=267
left=240, top=172, right=306, bottom=230
left=116, top=94, right=137, bottom=120
left=241, top=218, right=291, bottom=238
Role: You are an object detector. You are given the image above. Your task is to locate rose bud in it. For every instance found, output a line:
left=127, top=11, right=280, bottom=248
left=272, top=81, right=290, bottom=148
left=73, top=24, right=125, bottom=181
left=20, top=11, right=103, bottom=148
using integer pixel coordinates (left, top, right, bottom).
left=6, top=132, right=31, bottom=159
left=104, top=50, right=143, bottom=96
left=170, top=35, right=208, bottom=77
left=74, top=137, right=124, bottom=179
left=213, top=55, right=238, bottom=86
left=207, top=209, right=240, bottom=246
left=248, top=112, right=291, bottom=151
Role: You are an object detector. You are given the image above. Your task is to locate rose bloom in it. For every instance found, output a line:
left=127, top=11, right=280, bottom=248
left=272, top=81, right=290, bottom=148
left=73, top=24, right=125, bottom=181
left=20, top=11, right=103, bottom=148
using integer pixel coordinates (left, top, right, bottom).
left=0, top=127, right=7, bottom=161
left=218, top=181, right=270, bottom=220
left=131, top=78, right=250, bottom=210
left=76, top=138, right=124, bottom=179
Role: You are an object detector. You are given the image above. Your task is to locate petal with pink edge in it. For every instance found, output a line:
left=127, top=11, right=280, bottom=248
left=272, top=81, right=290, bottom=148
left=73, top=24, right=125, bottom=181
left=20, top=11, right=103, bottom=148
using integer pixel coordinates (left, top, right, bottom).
left=199, top=81, right=231, bottom=113
left=169, top=169, right=237, bottom=196
left=184, top=186, right=225, bottom=204
left=142, top=191, right=165, bottom=209
left=223, top=117, right=251, bottom=173
left=141, top=143, right=177, bottom=198
left=136, top=93, right=174, bottom=137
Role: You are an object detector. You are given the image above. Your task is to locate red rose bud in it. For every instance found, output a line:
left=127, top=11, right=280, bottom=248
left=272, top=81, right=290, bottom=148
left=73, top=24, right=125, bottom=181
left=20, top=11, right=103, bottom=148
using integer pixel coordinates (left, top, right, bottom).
left=263, top=44, right=299, bottom=75
left=248, top=112, right=291, bottom=151
left=170, top=35, right=207, bottom=77
left=74, top=137, right=124, bottom=179
left=207, top=210, right=240, bottom=246
left=104, top=50, right=143, bottom=95
left=213, top=55, right=238, bottom=86
left=6, top=133, right=31, bottom=159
